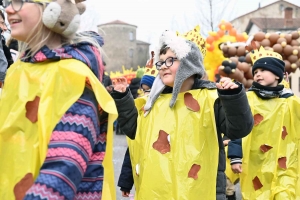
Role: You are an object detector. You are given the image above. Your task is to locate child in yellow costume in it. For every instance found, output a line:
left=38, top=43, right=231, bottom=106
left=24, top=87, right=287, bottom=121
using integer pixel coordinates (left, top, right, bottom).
left=223, top=136, right=239, bottom=200
left=0, top=0, right=117, bottom=199
left=228, top=42, right=300, bottom=200
left=118, top=52, right=158, bottom=197
left=111, top=29, right=253, bottom=200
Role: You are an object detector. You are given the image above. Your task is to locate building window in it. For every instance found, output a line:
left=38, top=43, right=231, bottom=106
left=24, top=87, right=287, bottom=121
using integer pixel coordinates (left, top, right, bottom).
left=129, top=49, right=134, bottom=58
left=129, top=32, right=134, bottom=41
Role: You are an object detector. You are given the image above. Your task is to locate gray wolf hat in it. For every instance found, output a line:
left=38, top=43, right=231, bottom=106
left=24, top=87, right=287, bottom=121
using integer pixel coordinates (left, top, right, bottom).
left=144, top=30, right=205, bottom=114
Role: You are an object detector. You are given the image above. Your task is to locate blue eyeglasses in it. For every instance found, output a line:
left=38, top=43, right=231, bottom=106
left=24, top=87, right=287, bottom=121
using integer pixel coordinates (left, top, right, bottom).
left=155, top=57, right=178, bottom=70
left=8, top=0, right=48, bottom=12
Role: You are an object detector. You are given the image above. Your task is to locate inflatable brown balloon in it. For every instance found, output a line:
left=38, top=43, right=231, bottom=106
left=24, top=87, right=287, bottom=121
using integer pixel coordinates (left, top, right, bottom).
left=284, top=34, right=292, bottom=44
left=228, top=47, right=237, bottom=57
left=237, top=46, right=246, bottom=57
left=277, top=37, right=287, bottom=45
left=261, top=38, right=271, bottom=47
left=254, top=32, right=265, bottom=42
left=291, top=31, right=300, bottom=40
left=290, top=40, right=300, bottom=46
left=244, top=67, right=253, bottom=79
left=238, top=62, right=250, bottom=73
left=219, top=31, right=299, bottom=89
left=283, top=45, right=293, bottom=56
left=273, top=44, right=283, bottom=54
left=268, top=33, right=280, bottom=45
left=288, top=55, right=298, bottom=64
left=245, top=53, right=252, bottom=63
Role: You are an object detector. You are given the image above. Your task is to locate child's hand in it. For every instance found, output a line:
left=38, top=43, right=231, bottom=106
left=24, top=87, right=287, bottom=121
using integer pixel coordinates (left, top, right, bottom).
left=112, top=77, right=128, bottom=93
left=216, top=77, right=238, bottom=90
left=106, top=85, right=113, bottom=93
left=231, top=163, right=242, bottom=174
left=223, top=139, right=230, bottom=146
left=122, top=191, right=130, bottom=197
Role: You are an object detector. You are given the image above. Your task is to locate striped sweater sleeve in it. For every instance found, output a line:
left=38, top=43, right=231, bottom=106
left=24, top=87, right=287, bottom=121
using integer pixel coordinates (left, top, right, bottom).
left=227, top=139, right=243, bottom=165
left=24, top=87, right=100, bottom=200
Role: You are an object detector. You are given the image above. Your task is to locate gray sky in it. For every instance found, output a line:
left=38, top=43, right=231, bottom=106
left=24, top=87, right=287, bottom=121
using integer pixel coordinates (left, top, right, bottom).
left=80, top=0, right=300, bottom=48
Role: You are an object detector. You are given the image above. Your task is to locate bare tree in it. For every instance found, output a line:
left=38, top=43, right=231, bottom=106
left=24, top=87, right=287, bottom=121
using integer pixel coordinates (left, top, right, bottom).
left=195, top=0, right=237, bottom=35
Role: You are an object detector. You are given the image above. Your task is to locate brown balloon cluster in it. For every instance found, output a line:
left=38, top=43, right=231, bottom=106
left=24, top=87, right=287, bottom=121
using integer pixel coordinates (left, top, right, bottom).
left=218, top=30, right=300, bottom=89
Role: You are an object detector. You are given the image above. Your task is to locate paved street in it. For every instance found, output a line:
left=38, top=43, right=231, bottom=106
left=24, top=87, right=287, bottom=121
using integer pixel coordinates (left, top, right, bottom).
left=113, top=133, right=241, bottom=200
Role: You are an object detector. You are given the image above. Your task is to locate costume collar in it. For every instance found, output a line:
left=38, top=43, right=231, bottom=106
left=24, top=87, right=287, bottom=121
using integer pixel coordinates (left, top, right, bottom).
left=249, top=82, right=287, bottom=99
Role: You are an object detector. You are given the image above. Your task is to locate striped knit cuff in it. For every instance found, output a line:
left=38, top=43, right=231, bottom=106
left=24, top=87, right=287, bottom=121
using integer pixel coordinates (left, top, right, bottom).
left=230, top=158, right=242, bottom=165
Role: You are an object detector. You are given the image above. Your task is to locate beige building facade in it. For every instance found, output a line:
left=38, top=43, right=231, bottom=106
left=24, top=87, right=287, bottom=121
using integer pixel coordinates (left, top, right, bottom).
left=289, top=68, right=300, bottom=95
left=98, top=20, right=150, bottom=72
left=231, top=0, right=300, bottom=34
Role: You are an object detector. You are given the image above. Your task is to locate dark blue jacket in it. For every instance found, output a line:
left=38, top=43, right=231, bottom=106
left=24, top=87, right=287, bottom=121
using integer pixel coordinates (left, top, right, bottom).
left=118, top=148, right=134, bottom=192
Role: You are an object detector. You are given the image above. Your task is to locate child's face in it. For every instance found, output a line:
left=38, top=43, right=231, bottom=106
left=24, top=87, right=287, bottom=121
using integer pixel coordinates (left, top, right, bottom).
left=253, top=68, right=279, bottom=87
left=141, top=84, right=151, bottom=94
left=6, top=2, right=42, bottom=42
left=158, top=49, right=180, bottom=87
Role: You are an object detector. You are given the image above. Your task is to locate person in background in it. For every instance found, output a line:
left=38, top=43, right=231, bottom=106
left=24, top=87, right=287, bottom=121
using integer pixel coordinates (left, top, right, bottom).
left=0, top=11, right=13, bottom=69
left=118, top=52, right=158, bottom=197
left=102, top=61, right=113, bottom=92
left=139, top=72, right=155, bottom=95
left=205, top=56, right=237, bottom=200
left=223, top=136, right=237, bottom=200
left=6, top=37, right=19, bottom=62
left=0, top=11, right=7, bottom=85
left=129, top=67, right=144, bottom=99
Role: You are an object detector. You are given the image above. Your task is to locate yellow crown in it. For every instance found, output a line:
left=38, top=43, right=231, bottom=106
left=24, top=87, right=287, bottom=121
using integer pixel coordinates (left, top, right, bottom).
left=249, top=44, right=283, bottom=64
left=176, top=25, right=206, bottom=58
left=280, top=79, right=290, bottom=89
left=144, top=51, right=158, bottom=77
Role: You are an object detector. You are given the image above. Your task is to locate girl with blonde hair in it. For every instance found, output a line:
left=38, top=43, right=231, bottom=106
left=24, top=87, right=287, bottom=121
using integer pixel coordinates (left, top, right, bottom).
left=0, top=0, right=117, bottom=199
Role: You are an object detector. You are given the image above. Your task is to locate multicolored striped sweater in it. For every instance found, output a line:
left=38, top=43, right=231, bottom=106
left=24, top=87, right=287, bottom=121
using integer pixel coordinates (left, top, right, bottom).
left=22, top=33, right=109, bottom=199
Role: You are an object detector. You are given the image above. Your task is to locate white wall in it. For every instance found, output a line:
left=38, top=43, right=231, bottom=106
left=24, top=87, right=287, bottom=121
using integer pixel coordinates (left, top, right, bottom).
left=248, top=24, right=261, bottom=36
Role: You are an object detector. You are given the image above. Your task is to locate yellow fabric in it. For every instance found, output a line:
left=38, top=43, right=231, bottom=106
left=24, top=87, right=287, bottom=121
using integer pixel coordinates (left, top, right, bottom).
left=225, top=146, right=239, bottom=184
left=240, top=92, right=300, bottom=200
left=279, top=79, right=290, bottom=89
left=134, top=95, right=147, bottom=111
left=128, top=89, right=219, bottom=200
left=0, top=59, right=117, bottom=199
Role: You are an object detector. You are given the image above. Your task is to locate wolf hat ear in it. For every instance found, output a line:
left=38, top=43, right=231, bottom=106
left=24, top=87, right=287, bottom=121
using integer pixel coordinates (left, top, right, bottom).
left=42, top=0, right=86, bottom=36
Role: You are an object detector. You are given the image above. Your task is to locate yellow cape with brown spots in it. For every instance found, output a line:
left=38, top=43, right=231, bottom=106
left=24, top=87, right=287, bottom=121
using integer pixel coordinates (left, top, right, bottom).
left=128, top=89, right=219, bottom=200
left=239, top=91, right=300, bottom=200
left=0, top=59, right=118, bottom=200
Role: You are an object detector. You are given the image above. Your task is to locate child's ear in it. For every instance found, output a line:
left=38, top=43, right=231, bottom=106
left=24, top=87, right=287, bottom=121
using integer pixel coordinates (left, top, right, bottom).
left=275, top=76, right=279, bottom=80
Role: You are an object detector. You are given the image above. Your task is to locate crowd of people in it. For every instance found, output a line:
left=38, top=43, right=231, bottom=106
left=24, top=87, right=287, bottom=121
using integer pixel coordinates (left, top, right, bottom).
left=0, top=0, right=299, bottom=200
